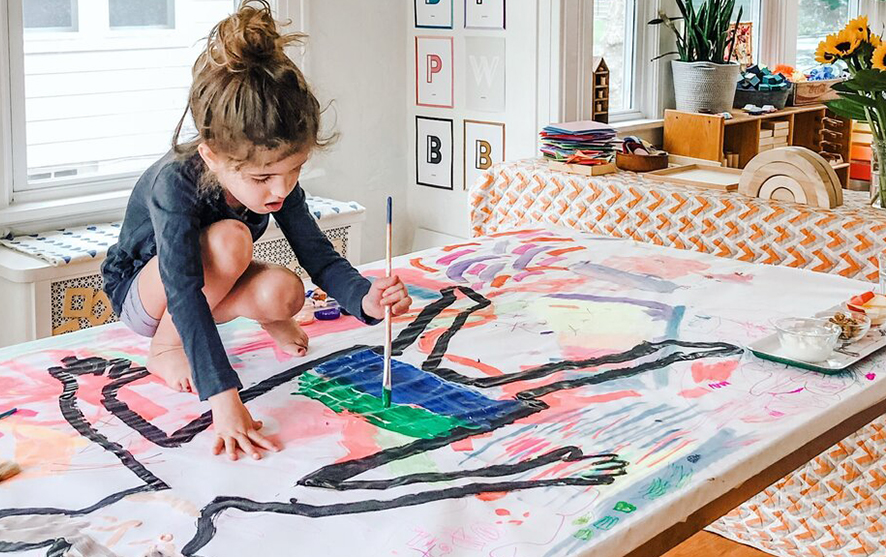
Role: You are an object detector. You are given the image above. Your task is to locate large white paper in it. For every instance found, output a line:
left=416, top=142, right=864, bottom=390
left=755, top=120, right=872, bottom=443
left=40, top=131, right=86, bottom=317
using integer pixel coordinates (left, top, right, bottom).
left=2, top=228, right=886, bottom=556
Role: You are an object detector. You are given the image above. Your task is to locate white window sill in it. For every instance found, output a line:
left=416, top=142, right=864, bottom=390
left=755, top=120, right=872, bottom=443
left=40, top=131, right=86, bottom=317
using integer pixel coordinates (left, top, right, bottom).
left=0, top=166, right=329, bottom=236
left=611, top=118, right=664, bottom=134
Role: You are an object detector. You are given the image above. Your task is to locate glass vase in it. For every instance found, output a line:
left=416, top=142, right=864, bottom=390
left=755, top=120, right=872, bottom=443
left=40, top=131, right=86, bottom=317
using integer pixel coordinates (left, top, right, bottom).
left=872, top=136, right=886, bottom=208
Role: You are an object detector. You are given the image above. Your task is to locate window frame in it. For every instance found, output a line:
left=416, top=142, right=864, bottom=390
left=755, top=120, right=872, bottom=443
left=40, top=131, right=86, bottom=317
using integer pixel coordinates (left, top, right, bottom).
left=22, top=0, right=79, bottom=33
left=0, top=0, right=301, bottom=233
left=108, top=0, right=175, bottom=30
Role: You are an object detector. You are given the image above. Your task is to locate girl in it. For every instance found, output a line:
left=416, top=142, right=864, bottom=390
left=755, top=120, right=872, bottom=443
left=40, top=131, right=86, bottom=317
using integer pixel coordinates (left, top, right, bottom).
left=101, top=0, right=412, bottom=462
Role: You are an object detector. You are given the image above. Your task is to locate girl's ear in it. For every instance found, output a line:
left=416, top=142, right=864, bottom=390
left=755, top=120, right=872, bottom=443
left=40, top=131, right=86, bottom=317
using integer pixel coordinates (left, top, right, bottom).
left=197, top=143, right=222, bottom=174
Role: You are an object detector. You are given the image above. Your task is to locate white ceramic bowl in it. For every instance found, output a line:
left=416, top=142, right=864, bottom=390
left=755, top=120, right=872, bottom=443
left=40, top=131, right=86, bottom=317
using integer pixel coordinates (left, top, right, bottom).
left=774, top=317, right=841, bottom=363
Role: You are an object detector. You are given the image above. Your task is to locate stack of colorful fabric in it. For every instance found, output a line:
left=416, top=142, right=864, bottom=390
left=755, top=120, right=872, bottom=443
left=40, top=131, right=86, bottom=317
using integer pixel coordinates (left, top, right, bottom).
left=539, top=120, right=619, bottom=165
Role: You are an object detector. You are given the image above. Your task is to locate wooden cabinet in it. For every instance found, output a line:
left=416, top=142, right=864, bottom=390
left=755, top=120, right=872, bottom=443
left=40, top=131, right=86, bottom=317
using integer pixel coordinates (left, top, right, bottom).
left=664, top=105, right=851, bottom=188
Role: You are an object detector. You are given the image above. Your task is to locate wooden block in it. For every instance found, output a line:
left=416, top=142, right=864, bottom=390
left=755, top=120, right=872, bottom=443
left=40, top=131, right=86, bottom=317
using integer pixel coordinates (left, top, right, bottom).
left=759, top=136, right=774, bottom=146
left=759, top=129, right=774, bottom=139
left=762, top=120, right=790, bottom=131
left=0, top=461, right=21, bottom=482
left=851, top=144, right=872, bottom=161
left=773, top=128, right=790, bottom=138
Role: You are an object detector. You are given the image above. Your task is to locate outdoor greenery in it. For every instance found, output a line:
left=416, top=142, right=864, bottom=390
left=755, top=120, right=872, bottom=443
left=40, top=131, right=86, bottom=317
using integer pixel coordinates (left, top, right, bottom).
left=649, top=0, right=743, bottom=63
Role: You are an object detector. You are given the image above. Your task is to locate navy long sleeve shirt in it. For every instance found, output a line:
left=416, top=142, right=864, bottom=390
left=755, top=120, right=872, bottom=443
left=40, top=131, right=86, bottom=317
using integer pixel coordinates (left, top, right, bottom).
left=102, top=152, right=376, bottom=400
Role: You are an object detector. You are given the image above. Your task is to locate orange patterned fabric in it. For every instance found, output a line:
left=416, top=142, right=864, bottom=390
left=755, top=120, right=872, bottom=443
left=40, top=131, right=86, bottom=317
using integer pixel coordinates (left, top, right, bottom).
left=470, top=160, right=885, bottom=281
left=470, top=160, right=886, bottom=557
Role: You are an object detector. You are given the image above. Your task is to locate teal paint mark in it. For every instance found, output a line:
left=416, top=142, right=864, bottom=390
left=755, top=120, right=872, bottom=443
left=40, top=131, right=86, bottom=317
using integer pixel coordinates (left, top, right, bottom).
left=593, top=516, right=619, bottom=530
left=614, top=501, right=636, bottom=514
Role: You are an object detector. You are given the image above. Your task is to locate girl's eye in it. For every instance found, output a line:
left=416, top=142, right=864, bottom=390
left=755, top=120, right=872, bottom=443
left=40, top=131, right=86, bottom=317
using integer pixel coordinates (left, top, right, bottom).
left=253, top=176, right=271, bottom=184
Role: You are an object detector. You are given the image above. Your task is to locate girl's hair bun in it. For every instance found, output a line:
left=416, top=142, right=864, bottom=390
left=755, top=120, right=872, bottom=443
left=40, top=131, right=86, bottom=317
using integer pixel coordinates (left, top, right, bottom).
left=206, top=0, right=301, bottom=72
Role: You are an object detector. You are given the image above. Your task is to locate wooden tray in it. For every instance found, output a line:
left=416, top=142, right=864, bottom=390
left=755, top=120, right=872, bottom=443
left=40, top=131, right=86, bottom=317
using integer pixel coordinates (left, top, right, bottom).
left=615, top=151, right=669, bottom=172
left=548, top=160, right=617, bottom=177
left=644, top=164, right=742, bottom=191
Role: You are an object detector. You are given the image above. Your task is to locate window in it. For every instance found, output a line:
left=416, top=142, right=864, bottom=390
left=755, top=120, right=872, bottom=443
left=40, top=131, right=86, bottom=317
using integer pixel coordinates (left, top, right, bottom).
left=796, top=0, right=850, bottom=70
left=109, top=0, right=174, bottom=29
left=9, top=0, right=247, bottom=193
left=592, top=0, right=635, bottom=113
left=23, top=0, right=77, bottom=31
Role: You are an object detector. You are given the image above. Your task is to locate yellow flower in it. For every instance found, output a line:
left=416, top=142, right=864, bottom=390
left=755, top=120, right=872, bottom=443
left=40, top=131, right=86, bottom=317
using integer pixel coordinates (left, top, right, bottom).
left=815, top=33, right=840, bottom=64
left=834, top=27, right=862, bottom=57
left=873, top=43, right=886, bottom=71
left=872, top=33, right=883, bottom=48
left=848, top=15, right=870, bottom=39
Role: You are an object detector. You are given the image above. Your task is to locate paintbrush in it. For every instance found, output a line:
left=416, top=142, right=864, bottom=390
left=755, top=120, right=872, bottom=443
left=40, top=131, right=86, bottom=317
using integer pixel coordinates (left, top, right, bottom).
left=0, top=408, right=17, bottom=421
left=383, top=197, right=393, bottom=408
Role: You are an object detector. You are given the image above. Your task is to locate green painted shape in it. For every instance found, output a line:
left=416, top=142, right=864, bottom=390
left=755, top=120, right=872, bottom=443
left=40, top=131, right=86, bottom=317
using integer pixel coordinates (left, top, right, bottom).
left=614, top=501, right=636, bottom=514
left=593, top=516, right=619, bottom=531
left=573, top=528, right=594, bottom=541
left=572, top=515, right=590, bottom=526
left=295, top=372, right=469, bottom=439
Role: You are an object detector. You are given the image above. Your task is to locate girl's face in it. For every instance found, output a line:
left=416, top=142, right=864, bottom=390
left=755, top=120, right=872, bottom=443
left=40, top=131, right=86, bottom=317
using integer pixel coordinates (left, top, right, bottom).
left=198, top=143, right=310, bottom=214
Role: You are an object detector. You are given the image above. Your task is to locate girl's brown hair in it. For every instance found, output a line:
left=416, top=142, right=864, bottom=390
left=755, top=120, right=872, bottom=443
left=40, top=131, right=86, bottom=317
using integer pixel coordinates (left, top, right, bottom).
left=173, top=0, right=328, bottom=167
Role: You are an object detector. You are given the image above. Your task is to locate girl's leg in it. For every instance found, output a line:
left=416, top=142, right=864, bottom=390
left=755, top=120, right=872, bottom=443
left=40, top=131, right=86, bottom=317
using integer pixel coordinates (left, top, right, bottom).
left=212, top=262, right=309, bottom=356
left=137, top=219, right=255, bottom=392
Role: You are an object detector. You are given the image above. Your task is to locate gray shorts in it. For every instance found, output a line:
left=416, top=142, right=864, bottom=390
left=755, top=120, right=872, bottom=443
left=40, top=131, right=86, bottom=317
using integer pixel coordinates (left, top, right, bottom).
left=120, top=270, right=161, bottom=338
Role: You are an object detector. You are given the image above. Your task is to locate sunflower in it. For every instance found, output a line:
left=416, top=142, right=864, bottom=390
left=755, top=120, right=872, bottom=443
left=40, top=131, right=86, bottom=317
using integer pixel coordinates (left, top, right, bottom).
left=873, top=43, right=886, bottom=71
left=816, top=33, right=841, bottom=64
left=834, top=27, right=863, bottom=57
left=872, top=33, right=883, bottom=48
left=847, top=15, right=870, bottom=41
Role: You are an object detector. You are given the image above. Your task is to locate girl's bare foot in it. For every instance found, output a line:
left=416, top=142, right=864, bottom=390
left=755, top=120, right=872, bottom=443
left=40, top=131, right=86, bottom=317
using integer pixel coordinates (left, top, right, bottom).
left=147, top=341, right=194, bottom=392
left=261, top=318, right=309, bottom=356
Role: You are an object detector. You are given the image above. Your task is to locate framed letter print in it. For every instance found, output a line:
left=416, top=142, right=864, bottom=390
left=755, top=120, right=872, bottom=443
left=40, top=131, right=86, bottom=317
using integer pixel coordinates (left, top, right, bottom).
left=464, top=120, right=504, bottom=190
left=416, top=116, right=453, bottom=190
left=414, top=0, right=453, bottom=29
left=416, top=36, right=454, bottom=108
left=465, top=0, right=505, bottom=29
left=465, top=37, right=505, bottom=112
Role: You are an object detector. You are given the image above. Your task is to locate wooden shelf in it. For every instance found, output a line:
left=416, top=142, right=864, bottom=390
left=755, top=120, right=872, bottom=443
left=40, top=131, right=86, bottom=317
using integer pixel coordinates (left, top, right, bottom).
left=664, top=104, right=851, bottom=189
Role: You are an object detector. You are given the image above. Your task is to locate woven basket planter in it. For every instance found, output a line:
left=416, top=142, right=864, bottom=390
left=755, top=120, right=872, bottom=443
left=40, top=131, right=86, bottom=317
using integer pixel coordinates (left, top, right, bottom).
left=672, top=60, right=741, bottom=113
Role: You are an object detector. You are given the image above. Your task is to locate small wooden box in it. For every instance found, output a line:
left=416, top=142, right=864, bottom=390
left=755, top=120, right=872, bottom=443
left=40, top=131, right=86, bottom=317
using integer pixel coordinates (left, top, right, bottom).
left=793, top=79, right=842, bottom=106
left=548, top=160, right=617, bottom=177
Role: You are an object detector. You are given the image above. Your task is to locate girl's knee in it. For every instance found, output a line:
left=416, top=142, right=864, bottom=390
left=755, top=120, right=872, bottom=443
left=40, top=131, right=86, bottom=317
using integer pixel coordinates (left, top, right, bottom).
left=203, top=220, right=253, bottom=276
left=258, top=268, right=305, bottom=320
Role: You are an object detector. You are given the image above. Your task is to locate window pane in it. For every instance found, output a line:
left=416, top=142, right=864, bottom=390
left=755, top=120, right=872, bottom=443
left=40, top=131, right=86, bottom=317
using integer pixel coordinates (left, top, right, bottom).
left=23, top=0, right=76, bottom=30
left=797, top=0, right=850, bottom=70
left=20, top=0, right=246, bottom=189
left=593, top=0, right=635, bottom=112
left=732, top=0, right=753, bottom=21
left=109, top=0, right=174, bottom=28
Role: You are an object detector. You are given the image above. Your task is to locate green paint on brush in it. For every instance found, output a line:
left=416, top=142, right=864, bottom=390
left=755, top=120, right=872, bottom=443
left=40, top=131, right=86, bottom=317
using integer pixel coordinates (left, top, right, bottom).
left=383, top=387, right=391, bottom=408
left=295, top=372, right=470, bottom=439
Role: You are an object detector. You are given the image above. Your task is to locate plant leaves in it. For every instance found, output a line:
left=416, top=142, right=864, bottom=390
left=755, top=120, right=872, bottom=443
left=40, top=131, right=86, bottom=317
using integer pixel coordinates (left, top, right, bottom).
left=826, top=98, right=869, bottom=120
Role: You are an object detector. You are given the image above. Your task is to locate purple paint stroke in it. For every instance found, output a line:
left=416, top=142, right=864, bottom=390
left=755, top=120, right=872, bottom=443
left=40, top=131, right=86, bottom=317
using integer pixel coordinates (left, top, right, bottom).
left=546, top=293, right=677, bottom=325
left=514, top=246, right=550, bottom=270
left=574, top=262, right=681, bottom=294
left=493, top=240, right=509, bottom=254
left=447, top=256, right=500, bottom=283
left=479, top=262, right=506, bottom=281
left=437, top=249, right=476, bottom=266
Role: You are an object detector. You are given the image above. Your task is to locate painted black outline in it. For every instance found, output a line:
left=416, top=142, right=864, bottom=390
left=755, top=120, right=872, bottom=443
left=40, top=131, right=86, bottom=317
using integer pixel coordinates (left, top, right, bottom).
left=0, top=287, right=742, bottom=556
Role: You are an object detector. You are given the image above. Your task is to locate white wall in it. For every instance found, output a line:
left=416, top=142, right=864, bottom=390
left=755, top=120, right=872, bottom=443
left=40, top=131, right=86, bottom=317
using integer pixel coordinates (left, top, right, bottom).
left=406, top=3, right=545, bottom=242
left=297, top=1, right=411, bottom=262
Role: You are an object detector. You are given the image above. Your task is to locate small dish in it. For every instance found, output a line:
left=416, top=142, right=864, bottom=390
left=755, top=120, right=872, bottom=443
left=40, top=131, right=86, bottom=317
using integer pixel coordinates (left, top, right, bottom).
left=847, top=292, right=886, bottom=325
left=773, top=317, right=841, bottom=363
left=814, top=309, right=872, bottom=343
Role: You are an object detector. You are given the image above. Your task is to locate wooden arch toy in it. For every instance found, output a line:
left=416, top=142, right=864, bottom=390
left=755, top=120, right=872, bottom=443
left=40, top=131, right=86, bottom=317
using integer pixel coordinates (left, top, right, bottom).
left=739, top=147, right=843, bottom=209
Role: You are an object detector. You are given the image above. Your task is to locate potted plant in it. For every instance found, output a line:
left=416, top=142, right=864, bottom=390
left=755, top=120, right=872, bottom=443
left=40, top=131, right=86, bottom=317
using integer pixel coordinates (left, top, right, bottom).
left=650, top=0, right=744, bottom=113
left=813, top=16, right=886, bottom=206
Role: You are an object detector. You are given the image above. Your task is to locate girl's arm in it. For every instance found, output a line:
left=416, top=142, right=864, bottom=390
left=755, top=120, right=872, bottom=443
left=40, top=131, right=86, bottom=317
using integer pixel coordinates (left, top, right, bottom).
left=274, top=185, right=380, bottom=325
left=148, top=167, right=242, bottom=400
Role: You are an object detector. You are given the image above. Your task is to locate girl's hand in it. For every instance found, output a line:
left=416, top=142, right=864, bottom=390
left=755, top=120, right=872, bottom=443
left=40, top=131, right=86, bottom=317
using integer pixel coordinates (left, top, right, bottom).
left=209, top=389, right=281, bottom=460
left=362, top=275, right=412, bottom=321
